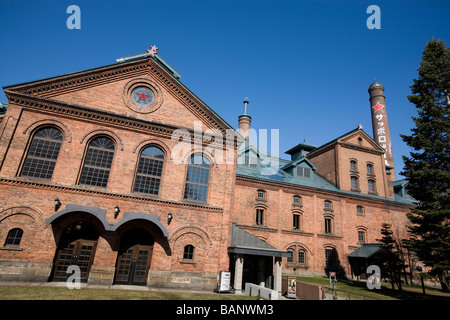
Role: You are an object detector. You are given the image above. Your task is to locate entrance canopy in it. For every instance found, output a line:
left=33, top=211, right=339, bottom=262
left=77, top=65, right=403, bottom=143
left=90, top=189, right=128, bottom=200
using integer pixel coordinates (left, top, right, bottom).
left=348, top=243, right=385, bottom=259
left=228, top=223, right=290, bottom=258
left=45, top=204, right=169, bottom=237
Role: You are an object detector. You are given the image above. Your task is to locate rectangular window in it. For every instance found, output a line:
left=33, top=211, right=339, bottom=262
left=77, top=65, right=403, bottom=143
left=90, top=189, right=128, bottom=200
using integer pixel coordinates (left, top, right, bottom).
left=243, top=155, right=258, bottom=168
left=325, top=248, right=336, bottom=267
left=358, top=231, right=366, bottom=243
left=293, top=214, right=300, bottom=230
left=256, top=209, right=264, bottom=225
left=351, top=176, right=359, bottom=190
left=324, top=217, right=333, bottom=234
left=298, top=250, right=306, bottom=264
left=296, top=166, right=311, bottom=178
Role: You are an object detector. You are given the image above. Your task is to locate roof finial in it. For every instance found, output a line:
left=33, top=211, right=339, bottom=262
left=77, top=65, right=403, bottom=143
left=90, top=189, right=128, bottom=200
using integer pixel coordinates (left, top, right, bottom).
left=146, top=44, right=159, bottom=57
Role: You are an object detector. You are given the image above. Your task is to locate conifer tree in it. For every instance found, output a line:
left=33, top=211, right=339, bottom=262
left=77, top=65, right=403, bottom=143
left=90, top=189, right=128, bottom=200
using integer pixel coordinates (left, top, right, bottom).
left=377, top=223, right=404, bottom=290
left=401, top=39, right=450, bottom=291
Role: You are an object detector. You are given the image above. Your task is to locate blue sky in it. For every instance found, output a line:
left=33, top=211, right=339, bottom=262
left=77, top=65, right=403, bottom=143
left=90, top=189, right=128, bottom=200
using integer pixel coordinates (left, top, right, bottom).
left=1, top=0, right=449, bottom=178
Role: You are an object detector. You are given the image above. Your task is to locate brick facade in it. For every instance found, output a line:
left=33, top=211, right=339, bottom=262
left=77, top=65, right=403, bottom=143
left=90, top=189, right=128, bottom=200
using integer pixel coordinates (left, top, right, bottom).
left=0, top=52, right=414, bottom=290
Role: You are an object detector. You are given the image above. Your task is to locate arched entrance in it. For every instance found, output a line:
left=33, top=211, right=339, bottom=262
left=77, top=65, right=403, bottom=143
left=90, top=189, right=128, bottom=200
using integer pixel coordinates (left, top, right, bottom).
left=114, top=228, right=154, bottom=285
left=51, top=220, right=99, bottom=282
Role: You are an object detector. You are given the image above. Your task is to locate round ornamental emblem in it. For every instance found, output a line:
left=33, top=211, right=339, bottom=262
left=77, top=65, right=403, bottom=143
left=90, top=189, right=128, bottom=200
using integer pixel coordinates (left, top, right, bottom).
left=123, top=78, right=163, bottom=114
left=132, top=87, right=154, bottom=106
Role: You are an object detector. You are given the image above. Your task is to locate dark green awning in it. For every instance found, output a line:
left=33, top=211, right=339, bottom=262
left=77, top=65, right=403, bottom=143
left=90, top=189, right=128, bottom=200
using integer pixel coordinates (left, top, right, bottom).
left=348, top=243, right=384, bottom=259
left=228, top=223, right=290, bottom=257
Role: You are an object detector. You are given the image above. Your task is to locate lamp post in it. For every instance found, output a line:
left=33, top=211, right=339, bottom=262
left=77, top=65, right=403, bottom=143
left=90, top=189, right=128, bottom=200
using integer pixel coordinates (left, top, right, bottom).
left=416, top=266, right=426, bottom=295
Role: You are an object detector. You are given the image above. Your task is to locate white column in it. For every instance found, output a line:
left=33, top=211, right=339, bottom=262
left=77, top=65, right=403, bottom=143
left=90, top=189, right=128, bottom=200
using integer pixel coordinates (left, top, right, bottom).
left=234, top=254, right=244, bottom=293
left=273, top=256, right=282, bottom=295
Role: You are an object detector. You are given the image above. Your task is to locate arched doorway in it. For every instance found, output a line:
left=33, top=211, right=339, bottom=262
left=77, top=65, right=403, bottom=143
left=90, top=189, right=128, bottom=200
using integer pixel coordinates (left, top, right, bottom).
left=114, top=228, right=154, bottom=285
left=51, top=220, right=99, bottom=282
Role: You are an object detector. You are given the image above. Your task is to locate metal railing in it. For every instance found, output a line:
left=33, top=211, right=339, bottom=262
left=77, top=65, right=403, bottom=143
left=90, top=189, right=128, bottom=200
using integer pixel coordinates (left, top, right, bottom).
left=324, top=287, right=382, bottom=300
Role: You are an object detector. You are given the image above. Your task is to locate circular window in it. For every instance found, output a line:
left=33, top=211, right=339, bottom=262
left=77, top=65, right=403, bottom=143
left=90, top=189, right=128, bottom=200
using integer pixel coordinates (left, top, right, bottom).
left=123, top=78, right=163, bottom=114
left=132, top=87, right=154, bottom=107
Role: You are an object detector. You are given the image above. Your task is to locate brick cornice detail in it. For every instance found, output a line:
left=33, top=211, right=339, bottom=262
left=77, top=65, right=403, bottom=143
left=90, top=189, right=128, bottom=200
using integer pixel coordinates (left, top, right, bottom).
left=5, top=57, right=232, bottom=136
left=4, top=91, right=237, bottom=148
left=235, top=174, right=413, bottom=209
left=0, top=177, right=223, bottom=212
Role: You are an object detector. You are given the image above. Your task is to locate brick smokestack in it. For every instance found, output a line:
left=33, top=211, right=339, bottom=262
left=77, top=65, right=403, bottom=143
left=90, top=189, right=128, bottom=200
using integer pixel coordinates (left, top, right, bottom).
left=238, top=98, right=251, bottom=140
left=368, top=82, right=396, bottom=179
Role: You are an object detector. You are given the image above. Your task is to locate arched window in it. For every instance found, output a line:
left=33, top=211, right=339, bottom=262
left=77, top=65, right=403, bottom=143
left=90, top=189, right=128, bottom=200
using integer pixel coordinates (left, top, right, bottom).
left=324, top=200, right=333, bottom=211
left=133, top=146, right=164, bottom=195
left=184, top=154, right=210, bottom=202
left=79, top=136, right=115, bottom=187
left=4, top=228, right=23, bottom=247
left=20, top=127, right=63, bottom=179
left=183, top=245, right=195, bottom=261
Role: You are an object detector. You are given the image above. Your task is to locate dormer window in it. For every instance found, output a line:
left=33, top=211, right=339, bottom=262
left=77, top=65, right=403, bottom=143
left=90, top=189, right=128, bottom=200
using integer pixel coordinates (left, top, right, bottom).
left=296, top=166, right=311, bottom=178
left=242, top=154, right=258, bottom=168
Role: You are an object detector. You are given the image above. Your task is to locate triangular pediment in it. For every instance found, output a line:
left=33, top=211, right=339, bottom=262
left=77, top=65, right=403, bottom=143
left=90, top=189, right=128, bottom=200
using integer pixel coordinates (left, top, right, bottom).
left=3, top=53, right=233, bottom=135
left=339, top=129, right=385, bottom=152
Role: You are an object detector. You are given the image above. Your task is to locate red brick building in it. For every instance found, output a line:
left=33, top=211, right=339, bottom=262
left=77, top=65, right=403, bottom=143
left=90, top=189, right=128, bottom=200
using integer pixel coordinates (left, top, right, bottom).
left=0, top=50, right=415, bottom=294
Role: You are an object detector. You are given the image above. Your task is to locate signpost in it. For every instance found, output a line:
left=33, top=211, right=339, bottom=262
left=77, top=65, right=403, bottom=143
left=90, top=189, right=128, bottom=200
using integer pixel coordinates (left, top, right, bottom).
left=218, top=271, right=231, bottom=293
left=287, top=277, right=297, bottom=299
left=329, top=271, right=337, bottom=300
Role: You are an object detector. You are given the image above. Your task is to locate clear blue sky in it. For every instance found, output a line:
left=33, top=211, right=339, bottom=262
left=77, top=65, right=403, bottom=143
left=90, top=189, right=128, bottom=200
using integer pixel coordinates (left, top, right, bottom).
left=1, top=0, right=449, bottom=178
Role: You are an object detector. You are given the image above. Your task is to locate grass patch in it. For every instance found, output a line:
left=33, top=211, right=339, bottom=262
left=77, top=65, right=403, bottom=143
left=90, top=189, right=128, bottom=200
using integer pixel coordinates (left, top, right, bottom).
left=0, top=285, right=255, bottom=300
left=290, top=276, right=450, bottom=300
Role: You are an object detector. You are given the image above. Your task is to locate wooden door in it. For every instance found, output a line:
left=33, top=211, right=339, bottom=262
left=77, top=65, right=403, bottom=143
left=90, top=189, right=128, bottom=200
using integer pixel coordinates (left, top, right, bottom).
left=52, top=239, right=97, bottom=282
left=115, top=244, right=153, bottom=285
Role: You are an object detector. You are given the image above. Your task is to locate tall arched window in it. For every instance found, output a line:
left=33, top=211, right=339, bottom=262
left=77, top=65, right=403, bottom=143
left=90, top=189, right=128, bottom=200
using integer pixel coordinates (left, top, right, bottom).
left=4, top=228, right=23, bottom=247
left=20, top=127, right=63, bottom=179
left=133, top=146, right=164, bottom=195
left=183, top=245, right=195, bottom=261
left=184, top=154, right=210, bottom=202
left=79, top=136, right=115, bottom=187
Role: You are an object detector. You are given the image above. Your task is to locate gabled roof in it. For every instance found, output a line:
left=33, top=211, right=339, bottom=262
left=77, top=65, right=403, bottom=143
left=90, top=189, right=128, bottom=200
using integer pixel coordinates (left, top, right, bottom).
left=308, top=127, right=385, bottom=155
left=348, top=243, right=385, bottom=259
left=228, top=223, right=290, bottom=257
left=281, top=156, right=318, bottom=171
left=3, top=52, right=235, bottom=135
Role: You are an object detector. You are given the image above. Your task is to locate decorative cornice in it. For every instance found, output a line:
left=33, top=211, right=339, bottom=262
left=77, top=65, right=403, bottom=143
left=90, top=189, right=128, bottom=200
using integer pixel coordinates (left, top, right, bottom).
left=235, top=174, right=414, bottom=209
left=4, top=91, right=237, bottom=148
left=0, top=177, right=223, bottom=212
left=5, top=56, right=234, bottom=137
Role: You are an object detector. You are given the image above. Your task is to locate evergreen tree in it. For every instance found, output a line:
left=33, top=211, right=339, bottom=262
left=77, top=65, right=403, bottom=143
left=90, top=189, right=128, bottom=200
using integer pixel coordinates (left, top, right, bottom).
left=401, top=39, right=450, bottom=291
left=377, top=223, right=404, bottom=290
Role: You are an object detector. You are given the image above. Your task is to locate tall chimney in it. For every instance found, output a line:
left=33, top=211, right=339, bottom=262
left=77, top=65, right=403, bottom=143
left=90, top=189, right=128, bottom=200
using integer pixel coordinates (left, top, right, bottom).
left=368, top=82, right=396, bottom=179
left=238, top=97, right=251, bottom=140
